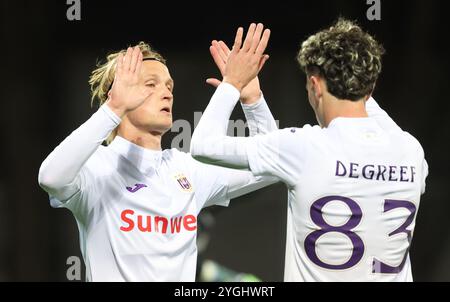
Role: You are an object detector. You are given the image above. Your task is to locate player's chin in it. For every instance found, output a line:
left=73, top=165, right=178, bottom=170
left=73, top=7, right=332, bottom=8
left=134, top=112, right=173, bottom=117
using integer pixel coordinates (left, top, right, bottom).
left=155, top=117, right=173, bottom=134
left=162, top=115, right=172, bottom=127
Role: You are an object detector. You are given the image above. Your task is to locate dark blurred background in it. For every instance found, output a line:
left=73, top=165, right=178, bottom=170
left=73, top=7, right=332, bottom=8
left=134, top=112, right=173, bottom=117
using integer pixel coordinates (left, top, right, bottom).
left=1, top=0, right=449, bottom=281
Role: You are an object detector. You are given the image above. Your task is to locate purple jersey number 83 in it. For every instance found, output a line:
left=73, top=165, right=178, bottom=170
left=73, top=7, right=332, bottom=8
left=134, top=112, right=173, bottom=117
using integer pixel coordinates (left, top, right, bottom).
left=304, top=196, right=416, bottom=274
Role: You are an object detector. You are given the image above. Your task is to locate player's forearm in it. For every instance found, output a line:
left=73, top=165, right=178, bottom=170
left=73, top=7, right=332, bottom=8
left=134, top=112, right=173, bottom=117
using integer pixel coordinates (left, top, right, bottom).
left=38, top=104, right=121, bottom=194
left=241, top=95, right=278, bottom=136
left=191, top=83, right=250, bottom=169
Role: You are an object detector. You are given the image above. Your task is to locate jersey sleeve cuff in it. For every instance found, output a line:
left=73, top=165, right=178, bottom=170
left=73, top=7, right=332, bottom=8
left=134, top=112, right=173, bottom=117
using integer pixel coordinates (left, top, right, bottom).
left=218, top=82, right=241, bottom=103
left=214, top=199, right=231, bottom=208
left=240, top=93, right=266, bottom=111
left=100, top=104, right=122, bottom=126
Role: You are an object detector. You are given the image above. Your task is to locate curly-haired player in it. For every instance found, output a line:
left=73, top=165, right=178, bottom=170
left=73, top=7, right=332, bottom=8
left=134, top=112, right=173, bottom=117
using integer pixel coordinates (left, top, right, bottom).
left=191, top=21, right=429, bottom=281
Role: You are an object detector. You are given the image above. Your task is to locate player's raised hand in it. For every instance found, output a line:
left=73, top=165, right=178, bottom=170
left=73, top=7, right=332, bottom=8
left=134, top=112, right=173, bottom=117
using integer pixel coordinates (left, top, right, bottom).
left=107, top=46, right=150, bottom=117
left=207, top=40, right=264, bottom=105
left=222, top=23, right=271, bottom=92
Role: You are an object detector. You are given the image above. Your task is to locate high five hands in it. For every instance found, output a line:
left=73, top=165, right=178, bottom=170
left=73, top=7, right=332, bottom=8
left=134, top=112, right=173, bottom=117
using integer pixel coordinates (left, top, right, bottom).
left=207, top=23, right=270, bottom=104
left=207, top=40, right=264, bottom=105
left=210, top=24, right=270, bottom=99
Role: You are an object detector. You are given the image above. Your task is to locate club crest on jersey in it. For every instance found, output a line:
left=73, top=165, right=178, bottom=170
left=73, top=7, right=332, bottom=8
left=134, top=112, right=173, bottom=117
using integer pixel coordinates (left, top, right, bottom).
left=174, top=173, right=193, bottom=192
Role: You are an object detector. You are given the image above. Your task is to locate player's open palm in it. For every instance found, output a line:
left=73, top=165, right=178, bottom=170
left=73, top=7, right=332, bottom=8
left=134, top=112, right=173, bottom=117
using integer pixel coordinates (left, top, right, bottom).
left=207, top=40, right=265, bottom=104
left=108, top=46, right=150, bottom=115
left=223, top=23, right=271, bottom=92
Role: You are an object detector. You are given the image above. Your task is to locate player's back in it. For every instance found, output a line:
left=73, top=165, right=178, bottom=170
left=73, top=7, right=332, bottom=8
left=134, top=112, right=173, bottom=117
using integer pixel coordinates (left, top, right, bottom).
left=283, top=116, right=427, bottom=282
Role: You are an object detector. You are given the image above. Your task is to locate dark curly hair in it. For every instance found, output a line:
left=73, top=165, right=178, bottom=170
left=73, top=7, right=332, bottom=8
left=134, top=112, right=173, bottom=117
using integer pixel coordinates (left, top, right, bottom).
left=297, top=18, right=385, bottom=101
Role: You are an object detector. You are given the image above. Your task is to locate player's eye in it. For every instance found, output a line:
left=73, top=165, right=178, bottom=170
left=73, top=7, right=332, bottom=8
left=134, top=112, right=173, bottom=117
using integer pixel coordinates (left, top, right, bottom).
left=146, top=83, right=156, bottom=88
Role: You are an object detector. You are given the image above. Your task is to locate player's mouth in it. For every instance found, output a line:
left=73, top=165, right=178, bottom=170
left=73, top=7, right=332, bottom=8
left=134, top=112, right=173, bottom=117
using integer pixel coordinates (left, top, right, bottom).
left=160, top=106, right=172, bottom=115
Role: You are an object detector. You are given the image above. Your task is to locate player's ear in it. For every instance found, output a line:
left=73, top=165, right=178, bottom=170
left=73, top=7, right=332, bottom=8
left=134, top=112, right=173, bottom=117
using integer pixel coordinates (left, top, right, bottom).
left=310, top=76, right=323, bottom=107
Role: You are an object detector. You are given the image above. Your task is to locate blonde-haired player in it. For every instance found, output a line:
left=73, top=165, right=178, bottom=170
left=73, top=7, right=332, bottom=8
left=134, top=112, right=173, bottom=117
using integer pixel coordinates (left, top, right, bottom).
left=38, top=42, right=278, bottom=281
left=191, top=21, right=428, bottom=281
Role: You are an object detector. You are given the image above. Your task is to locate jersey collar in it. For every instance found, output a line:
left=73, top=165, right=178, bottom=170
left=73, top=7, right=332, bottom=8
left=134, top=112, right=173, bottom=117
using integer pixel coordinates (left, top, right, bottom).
left=328, top=117, right=375, bottom=128
left=108, top=136, right=163, bottom=175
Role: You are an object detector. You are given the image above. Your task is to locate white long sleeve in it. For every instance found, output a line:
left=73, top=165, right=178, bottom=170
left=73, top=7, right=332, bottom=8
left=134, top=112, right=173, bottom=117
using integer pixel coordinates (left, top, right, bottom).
left=241, top=94, right=278, bottom=136
left=190, top=83, right=279, bottom=205
left=191, top=83, right=272, bottom=169
left=38, top=104, right=121, bottom=201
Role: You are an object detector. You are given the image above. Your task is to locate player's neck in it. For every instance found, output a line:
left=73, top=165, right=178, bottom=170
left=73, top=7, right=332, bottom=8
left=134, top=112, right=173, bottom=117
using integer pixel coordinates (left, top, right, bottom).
left=117, top=127, right=163, bottom=151
left=323, top=96, right=368, bottom=127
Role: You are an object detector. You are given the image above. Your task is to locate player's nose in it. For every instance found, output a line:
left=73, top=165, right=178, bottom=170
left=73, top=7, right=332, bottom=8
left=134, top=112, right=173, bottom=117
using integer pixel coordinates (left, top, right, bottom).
left=164, top=92, right=173, bottom=102
left=162, top=87, right=173, bottom=102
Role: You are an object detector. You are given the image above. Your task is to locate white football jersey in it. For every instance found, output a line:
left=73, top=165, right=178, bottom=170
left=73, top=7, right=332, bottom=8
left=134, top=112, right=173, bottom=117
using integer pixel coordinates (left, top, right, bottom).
left=49, top=136, right=276, bottom=282
left=39, top=86, right=278, bottom=282
left=246, top=99, right=428, bottom=282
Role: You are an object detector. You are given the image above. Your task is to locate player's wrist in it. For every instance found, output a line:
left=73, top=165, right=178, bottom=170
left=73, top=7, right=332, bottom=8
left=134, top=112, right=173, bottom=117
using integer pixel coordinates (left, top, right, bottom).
left=240, top=91, right=262, bottom=105
left=223, top=77, right=244, bottom=93
left=106, top=99, right=128, bottom=118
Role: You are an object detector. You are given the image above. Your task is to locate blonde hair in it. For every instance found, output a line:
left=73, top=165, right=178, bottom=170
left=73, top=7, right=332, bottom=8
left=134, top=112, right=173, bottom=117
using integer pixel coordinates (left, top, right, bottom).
left=89, top=42, right=166, bottom=144
left=297, top=18, right=385, bottom=101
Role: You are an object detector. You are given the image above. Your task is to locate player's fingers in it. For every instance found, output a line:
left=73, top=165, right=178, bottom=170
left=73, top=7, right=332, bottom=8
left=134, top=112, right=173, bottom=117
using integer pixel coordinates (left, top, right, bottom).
left=256, top=29, right=271, bottom=56
left=116, top=53, right=124, bottom=75
left=135, top=51, right=143, bottom=77
left=129, top=47, right=138, bottom=73
left=242, top=23, right=256, bottom=52
left=218, top=41, right=231, bottom=59
left=258, top=54, right=270, bottom=72
left=214, top=41, right=228, bottom=64
left=250, top=23, right=264, bottom=53
left=130, top=46, right=140, bottom=73
left=123, top=47, right=133, bottom=72
left=206, top=78, right=222, bottom=88
left=211, top=41, right=225, bottom=63
left=210, top=45, right=226, bottom=75
left=232, top=27, right=244, bottom=53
